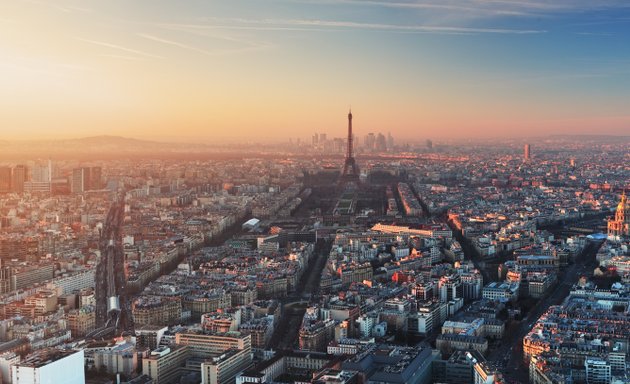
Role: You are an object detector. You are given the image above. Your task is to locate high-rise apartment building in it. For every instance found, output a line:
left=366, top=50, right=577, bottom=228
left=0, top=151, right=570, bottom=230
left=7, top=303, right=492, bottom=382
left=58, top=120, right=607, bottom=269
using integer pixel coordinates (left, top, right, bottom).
left=12, top=349, right=85, bottom=384
left=175, top=330, right=251, bottom=358
left=10, top=165, right=27, bottom=194
left=71, top=166, right=102, bottom=193
left=200, top=348, right=252, bottom=384
left=585, top=358, right=612, bottom=384
left=0, top=167, right=11, bottom=193
left=438, top=274, right=462, bottom=303
left=90, top=166, right=102, bottom=190
left=72, top=167, right=90, bottom=193
left=72, top=168, right=89, bottom=193
left=142, top=346, right=190, bottom=384
left=524, top=144, right=531, bottom=161
left=0, top=352, right=20, bottom=384
left=30, top=164, right=51, bottom=183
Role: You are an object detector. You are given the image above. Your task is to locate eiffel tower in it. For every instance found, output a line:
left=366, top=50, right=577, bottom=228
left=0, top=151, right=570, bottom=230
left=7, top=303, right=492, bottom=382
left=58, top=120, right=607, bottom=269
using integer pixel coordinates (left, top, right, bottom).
left=340, top=109, right=360, bottom=184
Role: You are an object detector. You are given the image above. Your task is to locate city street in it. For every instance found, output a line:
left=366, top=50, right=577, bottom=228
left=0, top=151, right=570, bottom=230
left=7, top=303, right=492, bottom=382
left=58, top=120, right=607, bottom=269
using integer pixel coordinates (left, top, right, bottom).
left=488, top=239, right=604, bottom=382
left=268, top=239, right=332, bottom=350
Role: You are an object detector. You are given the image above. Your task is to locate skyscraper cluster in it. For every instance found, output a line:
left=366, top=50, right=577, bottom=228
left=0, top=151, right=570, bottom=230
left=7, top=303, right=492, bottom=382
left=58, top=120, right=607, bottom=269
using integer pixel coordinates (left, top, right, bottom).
left=363, top=132, right=394, bottom=152
left=310, top=113, right=395, bottom=154
left=0, top=163, right=105, bottom=196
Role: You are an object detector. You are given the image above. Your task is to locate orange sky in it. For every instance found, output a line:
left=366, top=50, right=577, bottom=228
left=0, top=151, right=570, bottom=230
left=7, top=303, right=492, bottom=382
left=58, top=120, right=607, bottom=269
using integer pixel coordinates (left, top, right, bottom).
left=1, top=0, right=629, bottom=142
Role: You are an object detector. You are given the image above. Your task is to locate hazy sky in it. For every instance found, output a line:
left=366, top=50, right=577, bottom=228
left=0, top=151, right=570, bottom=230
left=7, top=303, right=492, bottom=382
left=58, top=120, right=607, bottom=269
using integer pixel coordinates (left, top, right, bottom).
left=1, top=0, right=630, bottom=142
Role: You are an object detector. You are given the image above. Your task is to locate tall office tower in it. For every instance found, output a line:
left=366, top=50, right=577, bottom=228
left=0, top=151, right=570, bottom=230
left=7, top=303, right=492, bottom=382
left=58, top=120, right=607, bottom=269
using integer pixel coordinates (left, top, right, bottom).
left=72, top=168, right=88, bottom=193
left=524, top=143, right=531, bottom=161
left=375, top=133, right=387, bottom=152
left=364, top=133, right=376, bottom=150
left=0, top=265, right=12, bottom=294
left=0, top=167, right=11, bottom=193
left=340, top=109, right=360, bottom=184
left=31, top=164, right=50, bottom=182
left=11, top=165, right=27, bottom=193
left=387, top=132, right=394, bottom=151
left=94, top=199, right=132, bottom=336
left=90, top=166, right=102, bottom=190
left=72, top=167, right=101, bottom=193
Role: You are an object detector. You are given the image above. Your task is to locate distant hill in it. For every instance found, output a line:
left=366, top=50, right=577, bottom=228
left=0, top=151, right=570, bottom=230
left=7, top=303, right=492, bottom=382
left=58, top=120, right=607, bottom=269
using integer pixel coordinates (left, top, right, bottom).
left=61, top=135, right=160, bottom=146
left=0, top=135, right=215, bottom=159
left=547, top=134, right=630, bottom=143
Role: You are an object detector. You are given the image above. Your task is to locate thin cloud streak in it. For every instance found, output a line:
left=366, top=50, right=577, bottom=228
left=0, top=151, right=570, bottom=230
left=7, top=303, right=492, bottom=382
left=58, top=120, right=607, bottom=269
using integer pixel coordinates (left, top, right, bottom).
left=193, top=17, right=545, bottom=34
left=138, top=32, right=272, bottom=56
left=157, top=22, right=341, bottom=33
left=462, top=70, right=630, bottom=89
left=291, top=0, right=630, bottom=16
left=471, top=0, right=630, bottom=11
left=19, top=0, right=92, bottom=13
left=155, top=24, right=272, bottom=50
left=282, top=18, right=544, bottom=33
left=293, top=0, right=534, bottom=16
left=575, top=32, right=614, bottom=36
left=75, top=37, right=163, bottom=59
left=98, top=54, right=146, bottom=61
left=138, top=33, right=214, bottom=56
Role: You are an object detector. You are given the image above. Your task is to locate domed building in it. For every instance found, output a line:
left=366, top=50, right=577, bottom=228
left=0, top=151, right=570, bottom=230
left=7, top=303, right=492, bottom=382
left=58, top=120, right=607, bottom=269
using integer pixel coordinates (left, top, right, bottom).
left=607, top=192, right=630, bottom=242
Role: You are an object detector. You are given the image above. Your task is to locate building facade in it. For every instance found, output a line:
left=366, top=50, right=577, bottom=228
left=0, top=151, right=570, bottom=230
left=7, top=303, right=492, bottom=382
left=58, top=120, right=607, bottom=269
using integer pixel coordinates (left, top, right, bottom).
left=608, top=192, right=629, bottom=241
left=12, top=350, right=85, bottom=384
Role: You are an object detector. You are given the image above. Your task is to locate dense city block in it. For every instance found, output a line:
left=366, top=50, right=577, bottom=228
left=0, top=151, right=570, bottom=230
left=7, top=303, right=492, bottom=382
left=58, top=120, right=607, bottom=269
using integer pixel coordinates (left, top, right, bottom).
left=0, top=134, right=628, bottom=384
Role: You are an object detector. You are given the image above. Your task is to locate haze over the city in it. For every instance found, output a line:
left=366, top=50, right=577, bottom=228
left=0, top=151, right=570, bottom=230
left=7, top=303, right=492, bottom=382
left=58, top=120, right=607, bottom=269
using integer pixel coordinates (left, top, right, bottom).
left=1, top=0, right=630, bottom=142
